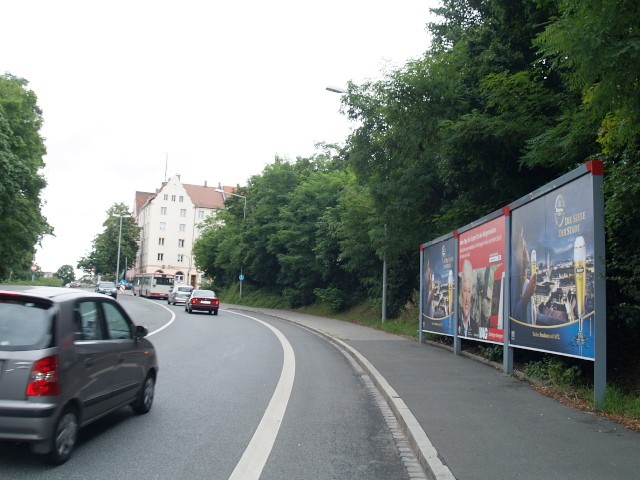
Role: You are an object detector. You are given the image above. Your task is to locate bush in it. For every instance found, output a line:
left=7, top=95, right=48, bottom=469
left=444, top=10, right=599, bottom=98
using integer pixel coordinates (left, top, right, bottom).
left=524, top=356, right=583, bottom=387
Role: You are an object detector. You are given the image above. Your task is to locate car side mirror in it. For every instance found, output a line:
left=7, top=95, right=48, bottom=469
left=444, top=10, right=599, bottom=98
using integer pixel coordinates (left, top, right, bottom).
left=133, top=325, right=148, bottom=338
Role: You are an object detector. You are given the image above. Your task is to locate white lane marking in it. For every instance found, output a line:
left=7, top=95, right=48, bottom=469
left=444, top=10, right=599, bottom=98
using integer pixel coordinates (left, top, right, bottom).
left=226, top=310, right=296, bottom=480
left=137, top=296, right=176, bottom=336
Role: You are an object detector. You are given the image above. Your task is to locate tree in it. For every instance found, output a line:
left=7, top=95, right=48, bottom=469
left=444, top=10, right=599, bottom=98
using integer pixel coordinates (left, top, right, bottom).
left=55, top=265, right=76, bottom=285
left=0, top=74, right=52, bottom=280
left=78, top=203, right=139, bottom=278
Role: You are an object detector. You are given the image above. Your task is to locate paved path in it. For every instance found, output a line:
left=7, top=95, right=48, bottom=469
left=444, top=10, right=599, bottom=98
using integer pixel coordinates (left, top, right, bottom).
left=225, top=304, right=639, bottom=480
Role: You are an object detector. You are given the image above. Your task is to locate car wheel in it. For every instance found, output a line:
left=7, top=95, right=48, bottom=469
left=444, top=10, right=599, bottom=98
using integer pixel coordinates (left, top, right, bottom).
left=214, top=309, right=218, bottom=316
left=132, top=374, right=155, bottom=414
left=46, top=406, right=78, bottom=465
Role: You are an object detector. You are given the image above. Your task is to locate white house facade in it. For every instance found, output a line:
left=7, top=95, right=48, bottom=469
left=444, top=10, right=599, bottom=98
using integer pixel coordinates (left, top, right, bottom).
left=133, top=174, right=231, bottom=287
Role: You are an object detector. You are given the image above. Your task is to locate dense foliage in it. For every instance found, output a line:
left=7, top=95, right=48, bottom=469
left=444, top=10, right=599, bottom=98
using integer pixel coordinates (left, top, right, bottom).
left=194, top=0, right=640, bottom=383
left=0, top=74, right=52, bottom=279
left=77, top=203, right=140, bottom=280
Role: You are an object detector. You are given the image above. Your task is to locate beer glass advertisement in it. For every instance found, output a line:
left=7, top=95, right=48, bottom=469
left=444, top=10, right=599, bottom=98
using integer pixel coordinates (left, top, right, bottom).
left=509, top=174, right=596, bottom=359
left=422, top=238, right=456, bottom=336
left=457, top=217, right=506, bottom=343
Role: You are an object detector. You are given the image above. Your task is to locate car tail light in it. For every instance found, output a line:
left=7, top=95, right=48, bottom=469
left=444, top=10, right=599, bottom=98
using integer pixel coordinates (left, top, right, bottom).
left=26, top=355, right=60, bottom=396
left=213, top=299, right=220, bottom=306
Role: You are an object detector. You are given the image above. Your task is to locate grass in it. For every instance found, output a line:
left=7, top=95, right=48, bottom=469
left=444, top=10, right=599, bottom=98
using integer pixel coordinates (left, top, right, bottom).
left=218, top=284, right=640, bottom=431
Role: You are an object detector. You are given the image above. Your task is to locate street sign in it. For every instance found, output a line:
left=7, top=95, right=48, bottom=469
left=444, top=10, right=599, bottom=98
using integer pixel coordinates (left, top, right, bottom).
left=239, top=274, right=245, bottom=281
left=30, top=265, right=37, bottom=272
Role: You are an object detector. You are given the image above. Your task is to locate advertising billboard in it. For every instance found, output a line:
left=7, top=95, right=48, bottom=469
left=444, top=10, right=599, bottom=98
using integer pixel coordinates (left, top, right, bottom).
left=457, top=217, right=506, bottom=343
left=509, top=174, right=596, bottom=359
left=421, top=237, right=456, bottom=336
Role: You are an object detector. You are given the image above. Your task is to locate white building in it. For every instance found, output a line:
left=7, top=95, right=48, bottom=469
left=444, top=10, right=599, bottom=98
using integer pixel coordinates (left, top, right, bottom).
left=133, top=174, right=233, bottom=287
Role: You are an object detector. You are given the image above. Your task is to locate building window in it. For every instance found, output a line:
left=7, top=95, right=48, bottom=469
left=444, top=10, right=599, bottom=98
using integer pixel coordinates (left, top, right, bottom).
left=158, top=237, right=165, bottom=246
left=176, top=274, right=184, bottom=283
left=180, top=209, right=187, bottom=217
left=171, top=195, right=176, bottom=201
left=178, top=239, right=185, bottom=248
left=160, top=222, right=166, bottom=230
left=160, top=207, right=167, bottom=215
left=178, top=254, right=185, bottom=262
left=198, top=210, right=205, bottom=219
left=157, top=253, right=164, bottom=261
left=163, top=194, right=168, bottom=200
left=179, top=196, right=184, bottom=202
left=179, top=224, right=186, bottom=232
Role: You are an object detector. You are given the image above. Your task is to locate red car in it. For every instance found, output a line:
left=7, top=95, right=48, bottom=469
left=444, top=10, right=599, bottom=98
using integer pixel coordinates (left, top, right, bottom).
left=185, top=289, right=220, bottom=315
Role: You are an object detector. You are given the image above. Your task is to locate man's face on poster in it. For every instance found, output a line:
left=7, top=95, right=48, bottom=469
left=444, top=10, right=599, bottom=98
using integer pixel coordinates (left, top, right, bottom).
left=461, top=273, right=472, bottom=321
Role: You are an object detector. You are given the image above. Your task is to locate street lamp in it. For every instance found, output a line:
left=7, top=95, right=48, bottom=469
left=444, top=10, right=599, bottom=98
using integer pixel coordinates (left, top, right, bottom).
left=216, top=188, right=248, bottom=298
left=326, top=85, right=387, bottom=322
left=115, top=215, right=131, bottom=285
left=326, top=86, right=346, bottom=94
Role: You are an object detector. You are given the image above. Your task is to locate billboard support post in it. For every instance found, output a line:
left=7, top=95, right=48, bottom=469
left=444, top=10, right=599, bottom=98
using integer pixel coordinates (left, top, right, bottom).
left=590, top=162, right=607, bottom=409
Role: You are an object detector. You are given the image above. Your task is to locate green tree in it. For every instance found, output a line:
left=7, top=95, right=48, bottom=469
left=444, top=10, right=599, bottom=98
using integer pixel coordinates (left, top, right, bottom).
left=55, top=264, right=76, bottom=285
left=78, top=203, right=139, bottom=279
left=0, top=74, right=52, bottom=280
left=534, top=0, right=640, bottom=369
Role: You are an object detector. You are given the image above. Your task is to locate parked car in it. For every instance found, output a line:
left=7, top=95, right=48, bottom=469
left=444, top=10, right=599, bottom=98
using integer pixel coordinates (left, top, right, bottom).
left=0, top=286, right=158, bottom=464
left=95, top=281, right=118, bottom=298
left=185, top=289, right=220, bottom=315
left=167, top=284, right=194, bottom=305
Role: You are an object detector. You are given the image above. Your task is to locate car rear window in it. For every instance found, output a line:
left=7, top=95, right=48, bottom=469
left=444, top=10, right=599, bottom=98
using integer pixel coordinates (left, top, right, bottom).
left=178, top=287, right=193, bottom=293
left=0, top=300, right=54, bottom=351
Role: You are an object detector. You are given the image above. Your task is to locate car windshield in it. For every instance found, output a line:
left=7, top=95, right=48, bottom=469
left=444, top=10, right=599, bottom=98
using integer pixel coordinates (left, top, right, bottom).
left=193, top=290, right=216, bottom=298
left=0, top=300, right=53, bottom=351
left=177, top=286, right=193, bottom=293
left=99, top=282, right=115, bottom=288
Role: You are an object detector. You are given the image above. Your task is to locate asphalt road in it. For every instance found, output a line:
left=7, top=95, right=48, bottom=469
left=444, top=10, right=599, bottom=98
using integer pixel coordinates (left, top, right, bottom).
left=0, top=294, right=422, bottom=479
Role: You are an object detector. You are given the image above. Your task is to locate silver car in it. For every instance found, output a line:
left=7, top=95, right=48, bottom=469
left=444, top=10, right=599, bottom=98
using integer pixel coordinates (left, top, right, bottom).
left=0, top=286, right=158, bottom=464
left=167, top=284, right=194, bottom=305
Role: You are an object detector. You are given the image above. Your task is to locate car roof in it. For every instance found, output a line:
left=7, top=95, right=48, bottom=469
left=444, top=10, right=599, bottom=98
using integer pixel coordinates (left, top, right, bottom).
left=0, top=285, right=107, bottom=302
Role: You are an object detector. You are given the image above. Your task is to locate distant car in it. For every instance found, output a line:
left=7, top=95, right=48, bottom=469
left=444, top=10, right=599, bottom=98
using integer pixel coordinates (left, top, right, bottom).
left=95, top=281, right=118, bottom=298
left=185, top=289, right=219, bottom=315
left=167, top=284, right=194, bottom=305
left=0, top=286, right=158, bottom=464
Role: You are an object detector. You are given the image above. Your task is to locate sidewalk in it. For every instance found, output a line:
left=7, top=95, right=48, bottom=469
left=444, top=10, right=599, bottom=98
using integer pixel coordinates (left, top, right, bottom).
left=225, top=304, right=639, bottom=480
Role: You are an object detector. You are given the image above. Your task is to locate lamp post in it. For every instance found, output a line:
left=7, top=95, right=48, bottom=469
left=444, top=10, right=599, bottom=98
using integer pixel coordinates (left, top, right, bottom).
left=115, top=215, right=130, bottom=285
left=326, top=85, right=387, bottom=322
left=216, top=188, right=247, bottom=298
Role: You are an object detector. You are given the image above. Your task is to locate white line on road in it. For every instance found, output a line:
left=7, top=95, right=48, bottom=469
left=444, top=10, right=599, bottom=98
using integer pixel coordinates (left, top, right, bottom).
left=226, top=310, right=296, bottom=480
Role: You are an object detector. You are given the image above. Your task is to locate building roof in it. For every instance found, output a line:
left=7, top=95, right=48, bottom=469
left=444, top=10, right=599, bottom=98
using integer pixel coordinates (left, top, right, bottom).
left=183, top=183, right=226, bottom=209
left=134, top=191, right=155, bottom=215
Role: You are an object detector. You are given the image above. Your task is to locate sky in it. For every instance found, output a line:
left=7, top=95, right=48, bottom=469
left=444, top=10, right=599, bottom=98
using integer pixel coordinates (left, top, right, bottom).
left=2, top=0, right=438, bottom=275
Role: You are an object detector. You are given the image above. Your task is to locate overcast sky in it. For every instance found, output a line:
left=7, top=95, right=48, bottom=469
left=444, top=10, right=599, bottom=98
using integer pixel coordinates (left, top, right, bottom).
left=2, top=0, right=438, bottom=275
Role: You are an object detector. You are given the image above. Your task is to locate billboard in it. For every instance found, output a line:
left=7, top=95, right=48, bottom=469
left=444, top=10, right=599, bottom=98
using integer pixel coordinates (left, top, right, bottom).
left=509, top=174, right=596, bottom=359
left=457, top=216, right=506, bottom=343
left=421, top=237, right=456, bottom=336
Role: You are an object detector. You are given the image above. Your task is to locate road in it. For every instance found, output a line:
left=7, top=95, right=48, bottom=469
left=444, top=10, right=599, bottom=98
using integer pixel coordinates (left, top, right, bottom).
left=0, top=294, right=424, bottom=479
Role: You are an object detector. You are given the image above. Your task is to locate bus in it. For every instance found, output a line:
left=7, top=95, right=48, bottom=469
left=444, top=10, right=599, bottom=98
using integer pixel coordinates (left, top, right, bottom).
left=134, top=273, right=175, bottom=299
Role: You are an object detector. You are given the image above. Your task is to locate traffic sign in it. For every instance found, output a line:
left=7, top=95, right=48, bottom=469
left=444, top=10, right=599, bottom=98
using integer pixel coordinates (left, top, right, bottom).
left=30, top=265, right=37, bottom=272
left=239, top=274, right=245, bottom=281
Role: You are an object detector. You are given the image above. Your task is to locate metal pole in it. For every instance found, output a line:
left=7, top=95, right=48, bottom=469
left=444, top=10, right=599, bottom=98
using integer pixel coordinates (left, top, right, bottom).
left=240, top=196, right=246, bottom=299
left=382, top=224, right=387, bottom=322
left=116, top=216, right=123, bottom=284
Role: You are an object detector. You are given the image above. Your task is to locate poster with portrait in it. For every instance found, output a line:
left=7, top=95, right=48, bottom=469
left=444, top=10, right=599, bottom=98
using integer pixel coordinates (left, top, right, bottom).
left=457, top=217, right=506, bottom=343
left=421, top=237, right=456, bottom=336
left=509, top=174, right=596, bottom=360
